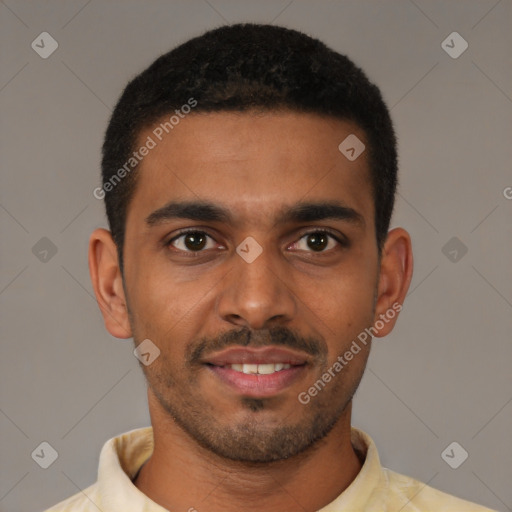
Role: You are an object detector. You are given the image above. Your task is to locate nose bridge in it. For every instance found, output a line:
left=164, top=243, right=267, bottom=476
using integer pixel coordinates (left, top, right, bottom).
left=216, top=243, right=296, bottom=329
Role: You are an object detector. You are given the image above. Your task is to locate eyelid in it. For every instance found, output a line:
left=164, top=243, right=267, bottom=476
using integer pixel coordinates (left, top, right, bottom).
left=167, top=227, right=216, bottom=242
left=166, top=228, right=219, bottom=250
left=291, top=228, right=349, bottom=250
left=165, top=227, right=348, bottom=254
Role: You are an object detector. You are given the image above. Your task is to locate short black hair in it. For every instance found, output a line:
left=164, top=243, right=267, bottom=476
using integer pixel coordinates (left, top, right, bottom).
left=101, top=23, right=397, bottom=268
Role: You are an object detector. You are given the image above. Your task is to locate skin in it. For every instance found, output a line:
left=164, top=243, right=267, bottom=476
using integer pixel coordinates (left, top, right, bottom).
left=89, top=111, right=413, bottom=512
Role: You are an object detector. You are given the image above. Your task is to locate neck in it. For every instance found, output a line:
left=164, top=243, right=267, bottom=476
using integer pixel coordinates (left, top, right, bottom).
left=134, top=397, right=363, bottom=512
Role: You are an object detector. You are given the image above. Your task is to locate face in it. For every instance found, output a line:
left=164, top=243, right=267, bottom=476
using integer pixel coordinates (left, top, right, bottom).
left=106, top=111, right=391, bottom=462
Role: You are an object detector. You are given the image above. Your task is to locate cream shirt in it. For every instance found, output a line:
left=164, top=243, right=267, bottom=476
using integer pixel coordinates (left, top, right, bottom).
left=45, top=427, right=496, bottom=512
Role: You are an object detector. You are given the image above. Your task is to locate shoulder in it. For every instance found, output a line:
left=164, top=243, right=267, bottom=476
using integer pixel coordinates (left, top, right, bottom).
left=43, top=483, right=100, bottom=512
left=42, top=427, right=153, bottom=511
left=377, top=467, right=497, bottom=512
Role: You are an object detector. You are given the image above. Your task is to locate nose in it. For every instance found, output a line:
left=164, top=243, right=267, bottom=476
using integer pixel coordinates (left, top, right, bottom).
left=216, top=243, right=297, bottom=330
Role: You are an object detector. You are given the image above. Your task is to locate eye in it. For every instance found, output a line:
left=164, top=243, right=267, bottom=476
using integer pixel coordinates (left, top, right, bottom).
left=290, top=230, right=344, bottom=253
left=168, top=230, right=218, bottom=252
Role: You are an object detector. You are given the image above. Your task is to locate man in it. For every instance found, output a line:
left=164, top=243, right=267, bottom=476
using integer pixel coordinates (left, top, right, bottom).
left=47, top=23, right=495, bottom=511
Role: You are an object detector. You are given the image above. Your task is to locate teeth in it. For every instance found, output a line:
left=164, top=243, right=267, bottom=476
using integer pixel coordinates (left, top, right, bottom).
left=257, top=364, right=275, bottom=375
left=243, top=364, right=259, bottom=374
left=228, top=363, right=292, bottom=374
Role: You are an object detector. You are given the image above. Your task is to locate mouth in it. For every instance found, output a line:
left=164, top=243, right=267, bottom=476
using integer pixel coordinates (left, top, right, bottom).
left=221, top=362, right=293, bottom=374
left=203, top=346, right=310, bottom=398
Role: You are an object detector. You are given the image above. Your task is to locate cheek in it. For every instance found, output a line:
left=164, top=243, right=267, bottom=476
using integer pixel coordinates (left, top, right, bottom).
left=126, top=260, right=216, bottom=344
left=298, top=262, right=377, bottom=334
left=294, top=256, right=378, bottom=371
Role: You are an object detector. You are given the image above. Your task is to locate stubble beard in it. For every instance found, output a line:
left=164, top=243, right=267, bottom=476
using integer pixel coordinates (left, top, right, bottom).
left=147, top=355, right=367, bottom=464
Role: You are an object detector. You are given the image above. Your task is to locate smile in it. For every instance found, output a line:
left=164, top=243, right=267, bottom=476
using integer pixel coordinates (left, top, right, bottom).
left=202, top=346, right=311, bottom=397
left=225, top=363, right=292, bottom=374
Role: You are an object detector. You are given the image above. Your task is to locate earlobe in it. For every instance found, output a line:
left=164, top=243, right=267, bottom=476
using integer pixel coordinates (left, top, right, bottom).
left=88, top=228, right=132, bottom=339
left=372, top=228, right=413, bottom=338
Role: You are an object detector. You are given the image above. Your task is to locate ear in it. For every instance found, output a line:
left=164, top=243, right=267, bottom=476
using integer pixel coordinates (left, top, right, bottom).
left=88, top=228, right=132, bottom=339
left=372, top=227, right=413, bottom=338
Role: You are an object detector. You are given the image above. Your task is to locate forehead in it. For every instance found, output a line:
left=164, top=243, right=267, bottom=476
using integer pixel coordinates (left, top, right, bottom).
left=127, top=111, right=374, bottom=228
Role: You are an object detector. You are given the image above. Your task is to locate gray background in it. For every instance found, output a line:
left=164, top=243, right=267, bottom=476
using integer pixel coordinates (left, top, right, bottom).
left=1, top=1, right=511, bottom=511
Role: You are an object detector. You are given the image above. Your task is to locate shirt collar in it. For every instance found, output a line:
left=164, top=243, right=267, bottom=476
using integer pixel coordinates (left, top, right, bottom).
left=96, top=426, right=380, bottom=511
left=318, top=428, right=382, bottom=511
left=98, top=427, right=165, bottom=511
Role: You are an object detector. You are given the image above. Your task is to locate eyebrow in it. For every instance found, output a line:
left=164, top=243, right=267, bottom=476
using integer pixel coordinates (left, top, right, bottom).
left=145, top=200, right=365, bottom=228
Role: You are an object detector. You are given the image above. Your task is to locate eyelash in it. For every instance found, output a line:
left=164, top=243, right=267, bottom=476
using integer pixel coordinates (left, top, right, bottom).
left=166, top=228, right=348, bottom=255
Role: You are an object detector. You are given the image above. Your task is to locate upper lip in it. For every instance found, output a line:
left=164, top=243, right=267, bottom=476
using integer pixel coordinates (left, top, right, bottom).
left=202, top=346, right=310, bottom=366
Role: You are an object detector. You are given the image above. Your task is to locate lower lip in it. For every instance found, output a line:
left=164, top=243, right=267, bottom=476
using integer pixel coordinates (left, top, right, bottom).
left=207, top=365, right=306, bottom=398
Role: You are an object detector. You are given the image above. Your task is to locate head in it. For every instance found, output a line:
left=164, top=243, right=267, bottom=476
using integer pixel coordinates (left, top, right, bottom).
left=89, top=23, right=413, bottom=463
left=100, top=23, right=398, bottom=267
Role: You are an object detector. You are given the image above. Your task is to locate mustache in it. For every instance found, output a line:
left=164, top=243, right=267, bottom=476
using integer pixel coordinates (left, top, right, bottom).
left=187, top=326, right=327, bottom=365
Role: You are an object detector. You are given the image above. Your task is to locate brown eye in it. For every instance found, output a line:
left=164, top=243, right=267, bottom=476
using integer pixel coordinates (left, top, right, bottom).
left=306, top=232, right=329, bottom=252
left=169, top=231, right=215, bottom=252
left=291, top=230, right=341, bottom=253
left=183, top=232, right=207, bottom=251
